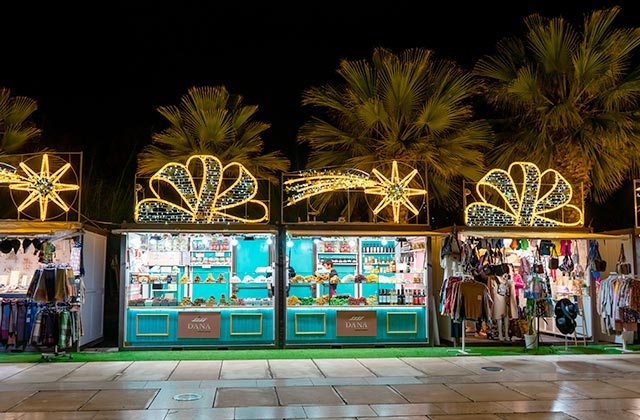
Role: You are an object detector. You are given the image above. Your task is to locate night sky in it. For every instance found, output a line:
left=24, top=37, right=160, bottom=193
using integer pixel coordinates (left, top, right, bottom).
left=1, top=2, right=639, bottom=228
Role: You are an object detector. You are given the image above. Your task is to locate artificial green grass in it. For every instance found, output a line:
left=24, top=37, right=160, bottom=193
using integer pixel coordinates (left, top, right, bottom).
left=0, top=344, right=636, bottom=363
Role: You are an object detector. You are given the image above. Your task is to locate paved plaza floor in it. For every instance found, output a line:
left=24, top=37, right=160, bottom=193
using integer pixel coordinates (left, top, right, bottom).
left=0, top=354, right=638, bottom=418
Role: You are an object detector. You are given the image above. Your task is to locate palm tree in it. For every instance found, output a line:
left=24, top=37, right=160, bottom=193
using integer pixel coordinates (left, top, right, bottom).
left=138, top=86, right=289, bottom=183
left=298, top=48, right=492, bottom=220
left=0, top=88, right=41, bottom=156
left=475, top=7, right=640, bottom=202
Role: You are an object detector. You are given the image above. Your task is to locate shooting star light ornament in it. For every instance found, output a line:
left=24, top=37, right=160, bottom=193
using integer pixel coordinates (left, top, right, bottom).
left=285, top=160, right=427, bottom=223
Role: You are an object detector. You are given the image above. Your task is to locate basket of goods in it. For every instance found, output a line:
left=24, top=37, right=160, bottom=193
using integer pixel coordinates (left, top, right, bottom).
left=291, top=275, right=305, bottom=283
left=180, top=296, right=193, bottom=306
left=205, top=273, right=215, bottom=283
left=329, top=297, right=348, bottom=306
left=300, top=297, right=315, bottom=305
left=367, top=295, right=378, bottom=305
left=230, top=293, right=238, bottom=305
left=315, top=295, right=330, bottom=305
left=219, top=294, right=228, bottom=305
left=287, top=296, right=301, bottom=306
left=317, top=273, right=329, bottom=282
left=179, top=274, right=189, bottom=284
left=207, top=296, right=216, bottom=306
left=193, top=297, right=206, bottom=306
left=217, top=273, right=226, bottom=283
left=329, top=275, right=340, bottom=284
left=366, top=274, right=378, bottom=283
left=193, top=275, right=202, bottom=284
left=348, top=297, right=367, bottom=306
left=354, top=274, right=366, bottom=283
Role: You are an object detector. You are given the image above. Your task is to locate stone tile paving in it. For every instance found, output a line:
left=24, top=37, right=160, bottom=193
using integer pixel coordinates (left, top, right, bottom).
left=0, top=355, right=639, bottom=418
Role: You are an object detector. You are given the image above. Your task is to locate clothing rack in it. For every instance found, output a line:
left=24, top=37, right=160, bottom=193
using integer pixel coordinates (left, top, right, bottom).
left=27, top=265, right=82, bottom=361
left=600, top=273, right=640, bottom=353
left=443, top=273, right=485, bottom=356
left=448, top=316, right=480, bottom=356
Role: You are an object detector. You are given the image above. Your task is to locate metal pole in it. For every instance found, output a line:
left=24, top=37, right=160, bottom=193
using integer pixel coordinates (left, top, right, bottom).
left=275, top=224, right=287, bottom=348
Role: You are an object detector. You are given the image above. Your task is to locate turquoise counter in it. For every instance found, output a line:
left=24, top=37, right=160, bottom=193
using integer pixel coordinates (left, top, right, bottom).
left=125, top=307, right=274, bottom=348
left=286, top=306, right=427, bottom=345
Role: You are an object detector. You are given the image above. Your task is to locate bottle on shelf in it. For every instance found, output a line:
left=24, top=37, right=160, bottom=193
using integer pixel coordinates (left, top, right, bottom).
left=399, top=285, right=405, bottom=305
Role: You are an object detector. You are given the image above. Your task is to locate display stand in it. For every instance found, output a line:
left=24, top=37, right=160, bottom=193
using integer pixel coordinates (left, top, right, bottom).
left=41, top=345, right=73, bottom=361
left=448, top=318, right=480, bottom=356
left=604, top=331, right=639, bottom=353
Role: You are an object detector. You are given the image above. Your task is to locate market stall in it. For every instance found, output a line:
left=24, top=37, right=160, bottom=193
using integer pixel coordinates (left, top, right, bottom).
left=0, top=153, right=106, bottom=350
left=117, top=155, right=277, bottom=348
left=282, top=160, right=438, bottom=346
left=434, top=162, right=623, bottom=348
left=592, top=179, right=640, bottom=346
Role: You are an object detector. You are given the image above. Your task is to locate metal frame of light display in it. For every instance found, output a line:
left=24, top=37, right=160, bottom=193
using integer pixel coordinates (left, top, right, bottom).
left=0, top=153, right=81, bottom=221
left=284, top=160, right=427, bottom=223
left=634, top=180, right=640, bottom=229
left=464, top=161, right=584, bottom=227
left=135, top=154, right=269, bottom=224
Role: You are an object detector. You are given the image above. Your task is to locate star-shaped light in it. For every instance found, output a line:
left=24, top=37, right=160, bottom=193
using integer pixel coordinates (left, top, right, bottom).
left=364, top=161, right=426, bottom=223
left=9, top=154, right=79, bottom=221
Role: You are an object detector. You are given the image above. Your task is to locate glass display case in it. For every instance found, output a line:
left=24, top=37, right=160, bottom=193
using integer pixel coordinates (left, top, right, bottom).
left=122, top=231, right=276, bottom=348
left=286, top=234, right=429, bottom=345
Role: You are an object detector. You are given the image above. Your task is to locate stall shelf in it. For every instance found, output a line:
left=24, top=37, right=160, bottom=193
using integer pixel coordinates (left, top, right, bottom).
left=117, top=224, right=277, bottom=349
left=284, top=224, right=439, bottom=346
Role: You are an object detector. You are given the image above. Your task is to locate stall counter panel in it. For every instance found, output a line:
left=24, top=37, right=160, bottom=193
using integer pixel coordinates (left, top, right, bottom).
left=286, top=306, right=427, bottom=344
left=125, top=307, right=274, bottom=347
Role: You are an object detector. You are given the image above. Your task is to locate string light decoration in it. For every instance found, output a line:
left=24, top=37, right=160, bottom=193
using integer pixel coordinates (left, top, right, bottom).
left=285, top=168, right=375, bottom=204
left=285, top=160, right=427, bottom=223
left=6, top=154, right=80, bottom=221
left=135, top=155, right=268, bottom=224
left=0, top=163, right=21, bottom=183
left=465, top=161, right=583, bottom=227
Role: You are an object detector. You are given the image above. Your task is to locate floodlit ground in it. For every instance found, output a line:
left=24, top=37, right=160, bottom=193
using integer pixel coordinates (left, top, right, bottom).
left=0, top=354, right=638, bottom=418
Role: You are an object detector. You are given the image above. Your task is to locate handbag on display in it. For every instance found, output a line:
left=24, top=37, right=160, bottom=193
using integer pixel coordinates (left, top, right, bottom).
left=572, top=240, right=585, bottom=277
left=539, top=240, right=554, bottom=256
left=532, top=247, right=545, bottom=274
left=491, top=249, right=509, bottom=276
left=519, top=256, right=531, bottom=276
left=441, top=233, right=462, bottom=262
left=589, top=240, right=607, bottom=273
left=560, top=253, right=574, bottom=274
left=617, top=244, right=632, bottom=275
left=549, top=246, right=559, bottom=270
left=480, top=243, right=495, bottom=276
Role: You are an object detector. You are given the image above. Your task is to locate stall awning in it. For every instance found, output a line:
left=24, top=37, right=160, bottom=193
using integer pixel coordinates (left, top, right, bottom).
left=435, top=226, right=628, bottom=240
left=0, top=221, right=83, bottom=237
left=285, top=223, right=444, bottom=237
left=113, top=223, right=277, bottom=234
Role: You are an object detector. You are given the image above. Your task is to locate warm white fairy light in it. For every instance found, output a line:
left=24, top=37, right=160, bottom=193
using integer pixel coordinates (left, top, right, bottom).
left=285, top=160, right=426, bottom=223
left=465, top=161, right=583, bottom=227
left=7, top=154, right=79, bottom=221
left=135, top=155, right=268, bottom=224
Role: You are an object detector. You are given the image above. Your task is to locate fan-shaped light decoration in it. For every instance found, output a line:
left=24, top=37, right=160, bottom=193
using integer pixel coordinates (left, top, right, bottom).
left=7, top=154, right=79, bottom=221
left=135, top=155, right=268, bottom=224
left=285, top=160, right=427, bottom=223
left=465, top=161, right=583, bottom=227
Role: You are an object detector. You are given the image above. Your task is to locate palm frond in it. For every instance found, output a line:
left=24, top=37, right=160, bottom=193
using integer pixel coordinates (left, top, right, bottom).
left=138, top=86, right=290, bottom=180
